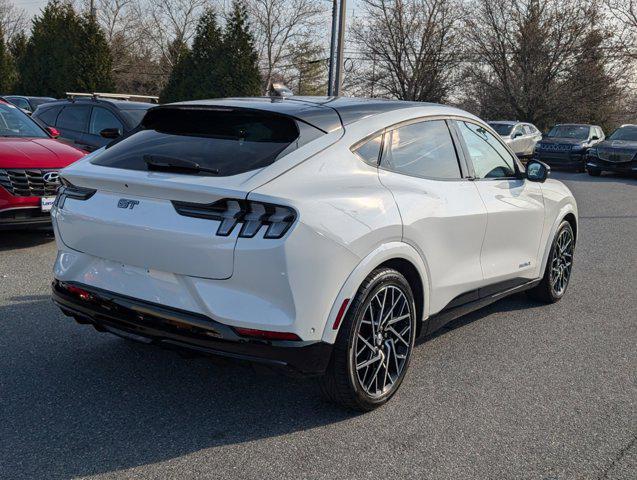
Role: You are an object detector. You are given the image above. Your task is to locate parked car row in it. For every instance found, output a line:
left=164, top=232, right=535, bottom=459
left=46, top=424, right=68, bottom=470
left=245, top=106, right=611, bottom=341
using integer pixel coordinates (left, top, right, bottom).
left=488, top=120, right=637, bottom=176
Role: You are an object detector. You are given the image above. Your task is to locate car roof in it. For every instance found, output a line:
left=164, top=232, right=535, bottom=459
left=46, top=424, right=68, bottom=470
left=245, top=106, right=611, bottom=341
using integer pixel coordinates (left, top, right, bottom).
left=166, top=96, right=452, bottom=132
left=554, top=123, right=595, bottom=127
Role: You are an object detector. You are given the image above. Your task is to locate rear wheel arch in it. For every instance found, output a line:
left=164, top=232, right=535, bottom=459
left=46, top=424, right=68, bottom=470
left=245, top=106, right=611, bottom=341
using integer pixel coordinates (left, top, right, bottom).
left=321, top=242, right=430, bottom=344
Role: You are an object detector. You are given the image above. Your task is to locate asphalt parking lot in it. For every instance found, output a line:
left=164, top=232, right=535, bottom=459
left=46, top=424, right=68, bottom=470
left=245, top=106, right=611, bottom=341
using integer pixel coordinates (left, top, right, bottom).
left=1, top=172, right=635, bottom=480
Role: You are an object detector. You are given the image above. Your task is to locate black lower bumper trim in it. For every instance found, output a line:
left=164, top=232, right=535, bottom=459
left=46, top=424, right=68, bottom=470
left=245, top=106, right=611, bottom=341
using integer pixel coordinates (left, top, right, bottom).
left=0, top=208, right=51, bottom=229
left=52, top=280, right=332, bottom=376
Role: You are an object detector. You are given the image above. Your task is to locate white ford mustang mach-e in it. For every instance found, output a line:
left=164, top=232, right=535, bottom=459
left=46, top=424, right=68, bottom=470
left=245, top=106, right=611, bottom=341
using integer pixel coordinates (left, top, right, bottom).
left=50, top=97, right=577, bottom=411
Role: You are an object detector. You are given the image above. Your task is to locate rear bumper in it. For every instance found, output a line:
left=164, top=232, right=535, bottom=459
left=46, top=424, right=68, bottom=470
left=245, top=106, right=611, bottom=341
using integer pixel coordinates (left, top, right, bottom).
left=52, top=280, right=333, bottom=376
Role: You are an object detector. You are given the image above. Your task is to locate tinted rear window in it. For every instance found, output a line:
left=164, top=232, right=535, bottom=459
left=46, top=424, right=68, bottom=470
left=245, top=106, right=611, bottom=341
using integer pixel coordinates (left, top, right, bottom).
left=120, top=108, right=150, bottom=127
left=92, top=107, right=323, bottom=176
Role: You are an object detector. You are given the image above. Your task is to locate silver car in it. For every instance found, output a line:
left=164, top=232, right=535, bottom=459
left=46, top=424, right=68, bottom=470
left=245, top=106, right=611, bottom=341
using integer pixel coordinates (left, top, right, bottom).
left=489, top=121, right=542, bottom=158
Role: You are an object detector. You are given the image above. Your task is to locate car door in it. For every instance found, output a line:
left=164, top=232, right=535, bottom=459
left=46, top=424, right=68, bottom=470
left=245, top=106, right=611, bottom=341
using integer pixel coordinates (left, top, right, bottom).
left=509, top=125, right=526, bottom=156
left=56, top=105, right=92, bottom=150
left=453, top=120, right=545, bottom=285
left=86, top=106, right=124, bottom=150
left=376, top=118, right=488, bottom=315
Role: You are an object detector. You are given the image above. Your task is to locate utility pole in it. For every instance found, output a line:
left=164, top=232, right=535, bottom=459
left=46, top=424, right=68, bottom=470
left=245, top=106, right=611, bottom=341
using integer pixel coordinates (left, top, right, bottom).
left=334, top=0, right=347, bottom=96
left=327, top=0, right=338, bottom=96
left=89, top=0, right=96, bottom=18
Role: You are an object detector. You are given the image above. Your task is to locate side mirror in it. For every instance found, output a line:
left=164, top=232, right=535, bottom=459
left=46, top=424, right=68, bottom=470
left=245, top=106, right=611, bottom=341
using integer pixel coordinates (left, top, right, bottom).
left=590, top=135, right=599, bottom=141
left=512, top=131, right=522, bottom=139
left=100, top=128, right=122, bottom=139
left=46, top=126, right=60, bottom=138
left=526, top=160, right=550, bottom=183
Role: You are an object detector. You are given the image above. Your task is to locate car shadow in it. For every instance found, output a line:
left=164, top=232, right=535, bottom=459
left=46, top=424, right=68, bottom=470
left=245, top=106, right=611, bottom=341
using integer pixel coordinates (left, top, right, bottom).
left=1, top=291, right=545, bottom=478
left=0, top=229, right=54, bottom=252
left=0, top=296, right=356, bottom=479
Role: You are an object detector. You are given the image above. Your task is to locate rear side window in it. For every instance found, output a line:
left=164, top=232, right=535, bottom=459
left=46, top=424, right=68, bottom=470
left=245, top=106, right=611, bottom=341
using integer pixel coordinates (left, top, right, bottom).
left=57, top=106, right=90, bottom=132
left=380, top=120, right=461, bottom=179
left=36, top=105, right=62, bottom=126
left=353, top=135, right=383, bottom=165
left=92, top=107, right=323, bottom=177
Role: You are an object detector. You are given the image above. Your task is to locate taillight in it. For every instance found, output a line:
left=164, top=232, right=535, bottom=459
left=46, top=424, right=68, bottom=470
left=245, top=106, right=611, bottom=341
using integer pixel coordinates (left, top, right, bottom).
left=172, top=199, right=297, bottom=239
left=55, top=178, right=96, bottom=208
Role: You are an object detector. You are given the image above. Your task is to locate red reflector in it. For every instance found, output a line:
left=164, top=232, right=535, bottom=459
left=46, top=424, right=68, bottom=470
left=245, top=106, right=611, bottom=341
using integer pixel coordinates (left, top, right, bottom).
left=332, top=298, right=350, bottom=330
left=66, top=285, right=91, bottom=301
left=234, top=327, right=301, bottom=341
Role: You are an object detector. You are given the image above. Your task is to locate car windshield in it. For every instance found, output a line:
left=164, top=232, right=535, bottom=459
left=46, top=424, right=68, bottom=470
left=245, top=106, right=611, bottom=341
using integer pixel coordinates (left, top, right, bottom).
left=488, top=123, right=514, bottom=136
left=547, top=125, right=590, bottom=140
left=121, top=108, right=151, bottom=127
left=0, top=103, right=48, bottom=138
left=609, top=126, right=637, bottom=141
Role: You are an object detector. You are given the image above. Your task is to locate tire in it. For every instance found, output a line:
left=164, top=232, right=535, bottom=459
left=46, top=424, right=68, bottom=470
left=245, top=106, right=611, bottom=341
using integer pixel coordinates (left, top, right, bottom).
left=587, top=167, right=602, bottom=176
left=319, top=268, right=417, bottom=411
left=528, top=220, right=575, bottom=303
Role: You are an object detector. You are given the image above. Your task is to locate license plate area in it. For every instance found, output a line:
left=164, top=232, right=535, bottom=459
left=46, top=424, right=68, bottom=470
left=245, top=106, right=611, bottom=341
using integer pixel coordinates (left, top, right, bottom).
left=41, top=196, right=56, bottom=212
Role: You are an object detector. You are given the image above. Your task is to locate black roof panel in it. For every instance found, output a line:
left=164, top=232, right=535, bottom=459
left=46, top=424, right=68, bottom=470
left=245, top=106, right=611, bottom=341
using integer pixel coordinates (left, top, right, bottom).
left=168, top=96, right=435, bottom=132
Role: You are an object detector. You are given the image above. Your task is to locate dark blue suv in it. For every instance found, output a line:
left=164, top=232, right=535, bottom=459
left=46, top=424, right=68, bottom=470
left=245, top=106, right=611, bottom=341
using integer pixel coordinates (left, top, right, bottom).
left=33, top=96, right=155, bottom=152
left=532, top=124, right=605, bottom=172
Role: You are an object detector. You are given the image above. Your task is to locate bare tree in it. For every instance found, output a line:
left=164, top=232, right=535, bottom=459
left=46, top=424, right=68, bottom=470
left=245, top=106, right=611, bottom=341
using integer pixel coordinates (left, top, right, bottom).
left=461, top=0, right=600, bottom=129
left=142, top=0, right=211, bottom=70
left=352, top=0, right=462, bottom=102
left=246, top=0, right=325, bottom=93
left=0, top=0, right=28, bottom=42
left=605, top=0, right=637, bottom=60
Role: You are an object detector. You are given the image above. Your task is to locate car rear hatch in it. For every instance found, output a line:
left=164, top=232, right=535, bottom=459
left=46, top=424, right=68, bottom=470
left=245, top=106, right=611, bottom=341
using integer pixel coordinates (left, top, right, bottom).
left=55, top=104, right=341, bottom=279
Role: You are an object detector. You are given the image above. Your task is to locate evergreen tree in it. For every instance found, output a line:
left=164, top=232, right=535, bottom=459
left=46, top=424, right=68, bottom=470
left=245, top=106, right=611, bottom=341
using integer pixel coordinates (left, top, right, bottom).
left=291, top=41, right=326, bottom=96
left=76, top=13, right=114, bottom=93
left=161, top=9, right=225, bottom=102
left=223, top=1, right=261, bottom=96
left=161, top=4, right=262, bottom=102
left=159, top=40, right=192, bottom=102
left=17, top=1, right=113, bottom=97
left=0, top=26, right=16, bottom=93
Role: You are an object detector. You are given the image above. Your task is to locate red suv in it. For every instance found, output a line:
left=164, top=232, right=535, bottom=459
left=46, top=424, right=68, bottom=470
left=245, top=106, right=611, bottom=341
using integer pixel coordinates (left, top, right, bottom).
left=0, top=100, right=85, bottom=229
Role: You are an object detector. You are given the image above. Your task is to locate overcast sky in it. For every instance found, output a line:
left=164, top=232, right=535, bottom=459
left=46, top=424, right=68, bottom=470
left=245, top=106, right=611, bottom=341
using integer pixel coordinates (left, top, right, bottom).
left=14, top=0, right=363, bottom=23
